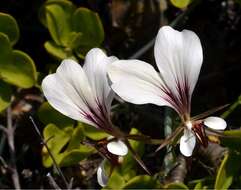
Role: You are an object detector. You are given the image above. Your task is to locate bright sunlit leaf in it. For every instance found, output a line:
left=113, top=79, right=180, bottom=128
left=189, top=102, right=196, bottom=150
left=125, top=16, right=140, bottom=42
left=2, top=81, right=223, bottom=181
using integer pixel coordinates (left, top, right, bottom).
left=170, top=0, right=191, bottom=8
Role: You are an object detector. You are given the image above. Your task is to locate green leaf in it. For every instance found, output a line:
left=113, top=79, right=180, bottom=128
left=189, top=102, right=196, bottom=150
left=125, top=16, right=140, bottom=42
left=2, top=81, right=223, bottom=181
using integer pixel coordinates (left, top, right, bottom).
left=165, top=182, right=189, bottom=189
left=120, top=128, right=145, bottom=180
left=44, top=41, right=71, bottom=60
left=39, top=0, right=76, bottom=27
left=122, top=175, right=161, bottom=189
left=42, top=124, right=94, bottom=168
left=170, top=0, right=191, bottom=8
left=42, top=124, right=71, bottom=167
left=0, top=34, right=37, bottom=88
left=72, top=8, right=104, bottom=48
left=0, top=13, right=19, bottom=45
left=215, top=152, right=241, bottom=190
left=221, top=129, right=241, bottom=151
left=0, top=80, right=12, bottom=112
left=59, top=147, right=92, bottom=167
left=82, top=123, right=108, bottom=140
left=38, top=102, right=75, bottom=128
left=104, top=171, right=125, bottom=190
left=44, top=1, right=75, bottom=45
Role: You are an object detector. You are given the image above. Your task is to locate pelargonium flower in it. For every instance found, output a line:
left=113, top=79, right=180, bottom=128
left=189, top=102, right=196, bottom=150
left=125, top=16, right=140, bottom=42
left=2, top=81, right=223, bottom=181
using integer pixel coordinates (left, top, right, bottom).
left=41, top=48, right=128, bottom=186
left=108, top=26, right=227, bottom=157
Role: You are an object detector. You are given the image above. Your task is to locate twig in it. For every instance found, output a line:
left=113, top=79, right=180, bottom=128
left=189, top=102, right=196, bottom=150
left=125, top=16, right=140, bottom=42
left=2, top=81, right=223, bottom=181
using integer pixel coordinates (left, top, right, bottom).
left=67, top=177, right=74, bottom=190
left=47, top=173, right=61, bottom=189
left=29, top=116, right=69, bottom=188
left=6, top=107, right=21, bottom=189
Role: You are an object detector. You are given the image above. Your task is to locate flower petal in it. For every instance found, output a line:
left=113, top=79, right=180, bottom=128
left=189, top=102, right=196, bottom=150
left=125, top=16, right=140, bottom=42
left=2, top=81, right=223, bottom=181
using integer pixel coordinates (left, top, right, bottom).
left=204, top=116, right=227, bottom=130
left=180, top=129, right=196, bottom=157
left=83, top=48, right=118, bottom=112
left=42, top=59, right=97, bottom=127
left=97, top=160, right=108, bottom=187
left=108, top=60, right=173, bottom=108
left=107, top=140, right=128, bottom=156
left=154, top=26, right=203, bottom=114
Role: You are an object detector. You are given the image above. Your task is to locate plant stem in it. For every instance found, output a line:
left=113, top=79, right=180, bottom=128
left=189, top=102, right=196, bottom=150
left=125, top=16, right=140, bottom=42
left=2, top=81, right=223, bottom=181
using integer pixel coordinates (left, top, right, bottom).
left=221, top=95, right=241, bottom=119
left=7, top=107, right=21, bottom=189
left=29, top=116, right=69, bottom=188
left=163, top=108, right=175, bottom=175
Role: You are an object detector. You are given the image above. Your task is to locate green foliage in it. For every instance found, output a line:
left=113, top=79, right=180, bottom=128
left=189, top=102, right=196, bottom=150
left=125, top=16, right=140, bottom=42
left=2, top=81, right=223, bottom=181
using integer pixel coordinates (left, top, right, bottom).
left=0, top=13, right=37, bottom=89
left=103, top=128, right=148, bottom=189
left=116, top=128, right=145, bottom=181
left=42, top=124, right=94, bottom=167
left=82, top=123, right=108, bottom=140
left=122, top=175, right=161, bottom=189
left=170, top=0, right=192, bottom=8
left=40, top=0, right=104, bottom=60
left=38, top=102, right=75, bottom=128
left=215, top=151, right=241, bottom=190
left=164, top=182, right=189, bottom=189
left=221, top=129, right=241, bottom=151
left=0, top=13, right=19, bottom=45
left=0, top=80, right=12, bottom=112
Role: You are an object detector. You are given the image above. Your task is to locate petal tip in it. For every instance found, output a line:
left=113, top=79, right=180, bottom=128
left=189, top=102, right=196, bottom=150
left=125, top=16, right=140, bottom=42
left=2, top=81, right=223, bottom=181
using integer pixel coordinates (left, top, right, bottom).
left=107, top=140, right=128, bottom=156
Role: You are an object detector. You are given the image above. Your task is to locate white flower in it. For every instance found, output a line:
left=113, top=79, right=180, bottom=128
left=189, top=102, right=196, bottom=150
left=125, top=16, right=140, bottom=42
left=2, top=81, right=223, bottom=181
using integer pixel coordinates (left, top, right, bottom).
left=42, top=48, right=117, bottom=133
left=108, top=26, right=227, bottom=157
left=41, top=48, right=128, bottom=186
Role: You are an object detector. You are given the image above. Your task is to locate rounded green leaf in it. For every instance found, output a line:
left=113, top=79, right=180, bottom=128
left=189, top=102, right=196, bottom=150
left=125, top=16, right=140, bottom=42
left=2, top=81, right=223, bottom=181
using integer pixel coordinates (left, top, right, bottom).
left=43, top=0, right=75, bottom=45
left=122, top=175, right=161, bottom=189
left=38, top=102, right=75, bottom=128
left=72, top=8, right=104, bottom=47
left=0, top=13, right=19, bottom=45
left=0, top=34, right=37, bottom=88
left=170, top=0, right=191, bottom=8
left=11, top=50, right=37, bottom=88
left=42, top=124, right=72, bottom=167
left=39, top=0, right=76, bottom=27
left=0, top=80, right=12, bottom=112
left=165, top=182, right=189, bottom=189
left=44, top=41, right=76, bottom=60
left=104, top=171, right=125, bottom=189
left=59, top=147, right=93, bottom=167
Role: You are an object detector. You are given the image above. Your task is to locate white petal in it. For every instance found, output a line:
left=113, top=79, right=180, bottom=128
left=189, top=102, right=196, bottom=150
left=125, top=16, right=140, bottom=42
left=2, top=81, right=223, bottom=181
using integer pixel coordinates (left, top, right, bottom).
left=108, top=60, right=174, bottom=108
left=180, top=129, right=196, bottom=157
left=107, top=140, right=128, bottom=156
left=97, top=160, right=108, bottom=187
left=42, top=59, right=97, bottom=127
left=204, top=116, right=227, bottom=130
left=83, top=48, right=118, bottom=112
left=154, top=26, right=203, bottom=106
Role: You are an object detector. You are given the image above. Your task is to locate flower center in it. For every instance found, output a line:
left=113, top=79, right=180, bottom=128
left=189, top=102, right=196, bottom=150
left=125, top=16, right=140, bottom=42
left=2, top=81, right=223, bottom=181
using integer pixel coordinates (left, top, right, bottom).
left=185, top=121, right=193, bottom=130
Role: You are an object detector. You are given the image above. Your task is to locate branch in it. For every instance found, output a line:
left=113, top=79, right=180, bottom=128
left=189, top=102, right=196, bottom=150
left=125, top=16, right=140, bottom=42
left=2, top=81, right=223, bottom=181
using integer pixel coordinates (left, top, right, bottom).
left=6, top=107, right=21, bottom=189
left=29, top=116, right=69, bottom=188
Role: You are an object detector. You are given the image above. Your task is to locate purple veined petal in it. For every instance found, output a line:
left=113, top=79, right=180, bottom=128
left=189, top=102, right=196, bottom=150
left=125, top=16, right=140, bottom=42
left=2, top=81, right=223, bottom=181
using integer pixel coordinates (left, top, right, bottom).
left=97, top=160, right=108, bottom=187
left=180, top=129, right=196, bottom=157
left=83, top=48, right=118, bottom=114
left=108, top=59, right=176, bottom=110
left=42, top=60, right=97, bottom=127
left=204, top=116, right=227, bottom=130
left=154, top=26, right=203, bottom=116
left=107, top=139, right=128, bottom=156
